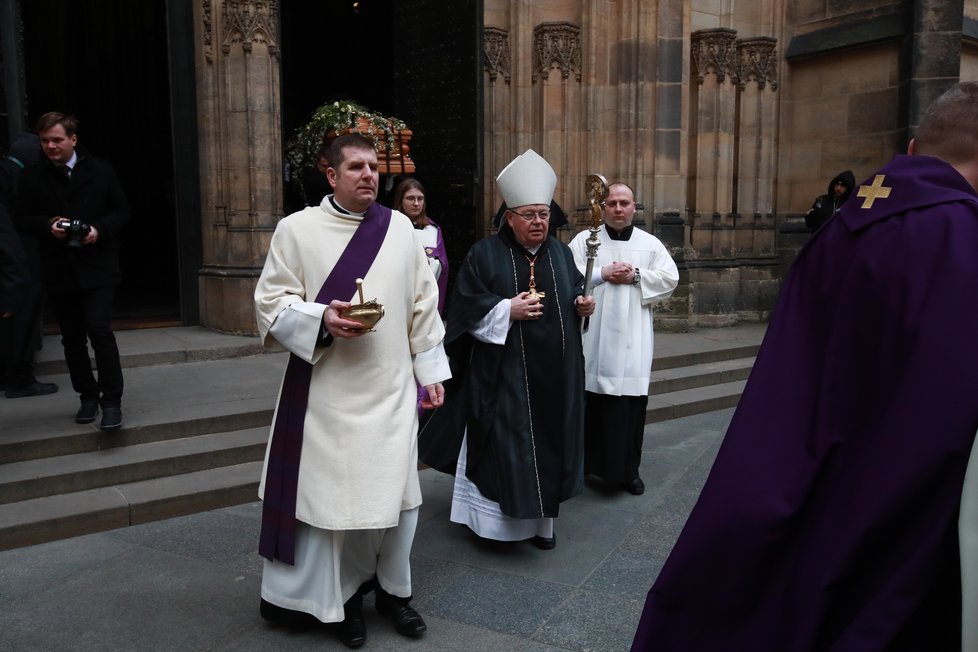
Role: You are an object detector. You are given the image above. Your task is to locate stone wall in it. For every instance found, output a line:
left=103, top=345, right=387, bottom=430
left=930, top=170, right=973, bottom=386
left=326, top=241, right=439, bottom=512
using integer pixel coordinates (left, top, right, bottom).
left=188, top=0, right=973, bottom=334
left=482, top=0, right=784, bottom=330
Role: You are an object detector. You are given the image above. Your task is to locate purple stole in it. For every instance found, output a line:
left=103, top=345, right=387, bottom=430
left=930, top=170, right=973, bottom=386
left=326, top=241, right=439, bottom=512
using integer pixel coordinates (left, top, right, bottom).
left=259, top=202, right=392, bottom=564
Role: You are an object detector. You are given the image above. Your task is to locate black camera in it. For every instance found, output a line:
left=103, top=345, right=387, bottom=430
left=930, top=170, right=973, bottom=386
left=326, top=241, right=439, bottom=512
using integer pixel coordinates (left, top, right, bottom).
left=56, top=219, right=91, bottom=249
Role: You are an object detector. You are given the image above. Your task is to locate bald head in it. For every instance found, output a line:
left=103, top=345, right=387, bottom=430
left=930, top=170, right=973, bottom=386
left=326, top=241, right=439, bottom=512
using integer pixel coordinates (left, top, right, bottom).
left=911, top=82, right=978, bottom=166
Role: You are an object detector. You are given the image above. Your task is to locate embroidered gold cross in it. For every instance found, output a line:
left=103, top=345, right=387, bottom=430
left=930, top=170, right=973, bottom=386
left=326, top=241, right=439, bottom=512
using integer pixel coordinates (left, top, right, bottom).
left=856, top=175, right=892, bottom=209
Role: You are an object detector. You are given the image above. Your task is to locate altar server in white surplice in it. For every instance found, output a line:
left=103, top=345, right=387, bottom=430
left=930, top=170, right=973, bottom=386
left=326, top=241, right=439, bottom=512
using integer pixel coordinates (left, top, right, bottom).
left=569, top=182, right=678, bottom=496
left=253, top=133, right=449, bottom=649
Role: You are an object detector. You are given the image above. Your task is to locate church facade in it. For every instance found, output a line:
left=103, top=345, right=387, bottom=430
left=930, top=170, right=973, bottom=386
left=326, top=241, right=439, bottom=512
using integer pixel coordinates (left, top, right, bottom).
left=1, top=0, right=975, bottom=334
left=480, top=0, right=978, bottom=330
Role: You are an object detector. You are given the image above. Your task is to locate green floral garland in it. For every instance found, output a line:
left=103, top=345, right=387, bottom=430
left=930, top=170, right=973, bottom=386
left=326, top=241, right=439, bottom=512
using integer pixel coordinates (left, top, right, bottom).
left=285, top=100, right=408, bottom=182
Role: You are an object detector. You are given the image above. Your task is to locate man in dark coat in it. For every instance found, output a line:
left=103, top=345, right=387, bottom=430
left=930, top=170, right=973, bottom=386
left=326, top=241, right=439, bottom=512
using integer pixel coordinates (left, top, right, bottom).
left=805, top=169, right=855, bottom=232
left=631, top=82, right=978, bottom=652
left=421, top=149, right=594, bottom=550
left=14, top=112, right=130, bottom=430
left=0, top=202, right=28, bottom=323
left=0, top=132, right=58, bottom=398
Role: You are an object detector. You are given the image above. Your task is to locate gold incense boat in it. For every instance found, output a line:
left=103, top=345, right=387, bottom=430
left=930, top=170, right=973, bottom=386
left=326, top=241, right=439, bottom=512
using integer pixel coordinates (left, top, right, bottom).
left=340, top=278, right=384, bottom=331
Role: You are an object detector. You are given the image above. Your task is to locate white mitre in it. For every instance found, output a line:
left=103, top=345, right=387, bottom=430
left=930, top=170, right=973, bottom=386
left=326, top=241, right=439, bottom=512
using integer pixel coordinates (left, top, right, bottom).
left=496, top=149, right=557, bottom=208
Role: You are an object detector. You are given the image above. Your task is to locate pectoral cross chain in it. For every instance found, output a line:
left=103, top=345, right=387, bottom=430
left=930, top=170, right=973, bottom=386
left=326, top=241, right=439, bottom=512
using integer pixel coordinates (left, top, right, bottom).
left=525, top=254, right=546, bottom=299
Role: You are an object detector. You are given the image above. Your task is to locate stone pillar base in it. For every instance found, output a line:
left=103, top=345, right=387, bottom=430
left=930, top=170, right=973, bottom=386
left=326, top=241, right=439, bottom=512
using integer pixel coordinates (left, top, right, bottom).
left=198, top=268, right=261, bottom=335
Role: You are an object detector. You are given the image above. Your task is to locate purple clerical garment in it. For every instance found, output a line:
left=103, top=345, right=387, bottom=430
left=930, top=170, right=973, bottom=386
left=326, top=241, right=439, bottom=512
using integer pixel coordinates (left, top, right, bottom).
left=632, top=154, right=978, bottom=652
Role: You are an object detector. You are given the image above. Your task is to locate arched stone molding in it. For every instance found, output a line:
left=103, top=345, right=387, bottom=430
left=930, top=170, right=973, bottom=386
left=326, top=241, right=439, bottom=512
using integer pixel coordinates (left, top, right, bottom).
left=484, top=26, right=510, bottom=84
left=736, top=37, right=778, bottom=91
left=221, top=0, right=279, bottom=57
left=691, top=28, right=738, bottom=85
left=532, top=22, right=582, bottom=83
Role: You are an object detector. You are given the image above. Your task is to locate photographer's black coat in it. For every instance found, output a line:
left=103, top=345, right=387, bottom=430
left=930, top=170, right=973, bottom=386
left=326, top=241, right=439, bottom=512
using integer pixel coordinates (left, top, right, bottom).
left=14, top=147, right=130, bottom=290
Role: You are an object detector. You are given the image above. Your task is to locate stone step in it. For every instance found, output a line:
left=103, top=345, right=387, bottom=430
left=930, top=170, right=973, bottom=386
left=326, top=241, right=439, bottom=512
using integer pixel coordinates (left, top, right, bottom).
left=0, top=352, right=284, bottom=464
left=0, top=427, right=268, bottom=505
left=653, top=343, right=759, bottom=371
left=650, top=356, right=755, bottom=394
left=646, top=379, right=748, bottom=423
left=0, top=324, right=763, bottom=551
left=0, top=461, right=263, bottom=551
left=34, top=326, right=265, bottom=376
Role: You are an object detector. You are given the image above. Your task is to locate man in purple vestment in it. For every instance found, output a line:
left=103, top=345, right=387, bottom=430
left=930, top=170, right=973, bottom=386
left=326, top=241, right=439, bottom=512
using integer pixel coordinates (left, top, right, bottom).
left=632, top=82, right=978, bottom=651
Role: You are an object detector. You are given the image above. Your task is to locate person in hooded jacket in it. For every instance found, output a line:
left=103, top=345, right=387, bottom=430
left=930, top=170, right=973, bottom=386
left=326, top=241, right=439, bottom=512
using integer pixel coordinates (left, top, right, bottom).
left=805, top=170, right=855, bottom=232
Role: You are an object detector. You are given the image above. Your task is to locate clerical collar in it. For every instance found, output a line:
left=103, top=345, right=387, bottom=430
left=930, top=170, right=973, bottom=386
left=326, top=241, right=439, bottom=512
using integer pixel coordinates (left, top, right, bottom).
left=605, top=224, right=634, bottom=240
left=525, top=244, right=541, bottom=255
left=328, top=195, right=366, bottom=217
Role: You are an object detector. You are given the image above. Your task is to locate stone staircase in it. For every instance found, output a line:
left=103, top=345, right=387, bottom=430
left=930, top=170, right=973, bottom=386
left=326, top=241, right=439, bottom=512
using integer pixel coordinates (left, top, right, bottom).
left=0, top=324, right=763, bottom=551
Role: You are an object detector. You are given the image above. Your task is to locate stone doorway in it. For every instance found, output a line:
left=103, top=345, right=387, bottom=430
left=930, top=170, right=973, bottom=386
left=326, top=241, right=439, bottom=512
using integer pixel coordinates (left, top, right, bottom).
left=15, top=0, right=183, bottom=328
left=279, top=0, right=483, bottom=282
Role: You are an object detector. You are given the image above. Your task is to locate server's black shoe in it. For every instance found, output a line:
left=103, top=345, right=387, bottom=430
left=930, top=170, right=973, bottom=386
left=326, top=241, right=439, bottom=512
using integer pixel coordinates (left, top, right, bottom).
left=375, top=588, right=426, bottom=638
left=531, top=533, right=557, bottom=550
left=259, top=598, right=283, bottom=622
left=624, top=477, right=646, bottom=495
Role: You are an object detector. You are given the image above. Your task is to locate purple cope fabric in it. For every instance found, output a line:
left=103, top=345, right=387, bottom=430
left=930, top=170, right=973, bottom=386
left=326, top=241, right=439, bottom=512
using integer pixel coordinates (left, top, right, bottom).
left=258, top=203, right=392, bottom=565
left=632, top=155, right=978, bottom=651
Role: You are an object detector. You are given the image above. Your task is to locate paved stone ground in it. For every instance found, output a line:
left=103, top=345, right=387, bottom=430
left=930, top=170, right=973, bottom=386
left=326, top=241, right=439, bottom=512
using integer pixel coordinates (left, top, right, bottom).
left=0, top=408, right=735, bottom=651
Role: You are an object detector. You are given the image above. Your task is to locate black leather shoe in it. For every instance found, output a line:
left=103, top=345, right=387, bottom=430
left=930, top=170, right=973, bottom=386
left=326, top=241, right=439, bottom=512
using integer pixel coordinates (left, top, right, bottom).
left=5, top=381, right=58, bottom=398
left=337, top=593, right=367, bottom=648
left=100, top=406, right=123, bottom=431
left=624, top=477, right=645, bottom=495
left=75, top=402, right=99, bottom=424
left=375, top=589, right=427, bottom=638
left=531, top=533, right=557, bottom=550
left=337, top=613, right=366, bottom=648
left=259, top=598, right=283, bottom=622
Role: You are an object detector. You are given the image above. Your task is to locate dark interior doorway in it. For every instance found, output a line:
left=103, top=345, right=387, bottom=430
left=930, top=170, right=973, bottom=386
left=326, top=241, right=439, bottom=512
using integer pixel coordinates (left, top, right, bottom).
left=18, top=0, right=180, bottom=329
left=279, top=0, right=483, bottom=282
left=279, top=0, right=396, bottom=215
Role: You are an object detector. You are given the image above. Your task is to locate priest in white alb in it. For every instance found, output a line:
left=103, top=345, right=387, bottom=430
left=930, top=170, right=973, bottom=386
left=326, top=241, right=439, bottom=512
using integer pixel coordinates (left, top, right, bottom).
left=253, top=133, right=450, bottom=649
left=569, top=182, right=678, bottom=495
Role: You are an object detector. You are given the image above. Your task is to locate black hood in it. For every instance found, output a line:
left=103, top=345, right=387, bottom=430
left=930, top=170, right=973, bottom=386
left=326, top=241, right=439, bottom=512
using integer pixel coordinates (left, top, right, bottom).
left=827, top=170, right=856, bottom=198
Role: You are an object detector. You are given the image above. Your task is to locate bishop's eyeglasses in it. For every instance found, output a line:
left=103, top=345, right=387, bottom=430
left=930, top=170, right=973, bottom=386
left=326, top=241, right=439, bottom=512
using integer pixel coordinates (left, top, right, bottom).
left=510, top=209, right=551, bottom=222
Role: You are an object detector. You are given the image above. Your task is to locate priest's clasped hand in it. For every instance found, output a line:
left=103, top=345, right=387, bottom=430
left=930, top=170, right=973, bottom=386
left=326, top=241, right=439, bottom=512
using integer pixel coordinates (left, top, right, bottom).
left=511, top=291, right=544, bottom=320
left=602, top=260, right=634, bottom=284
left=323, top=300, right=368, bottom=339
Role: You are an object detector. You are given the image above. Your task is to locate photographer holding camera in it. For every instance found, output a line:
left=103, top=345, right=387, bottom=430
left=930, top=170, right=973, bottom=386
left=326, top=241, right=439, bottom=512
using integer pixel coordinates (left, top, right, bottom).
left=14, top=112, right=130, bottom=431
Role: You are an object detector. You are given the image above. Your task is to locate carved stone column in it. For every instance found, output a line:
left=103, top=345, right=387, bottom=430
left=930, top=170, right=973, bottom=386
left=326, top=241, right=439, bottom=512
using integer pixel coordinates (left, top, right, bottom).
left=689, top=28, right=738, bottom=258
left=483, top=26, right=511, bottom=232
left=195, top=0, right=282, bottom=334
left=532, top=21, right=581, bottom=225
left=734, top=37, right=778, bottom=256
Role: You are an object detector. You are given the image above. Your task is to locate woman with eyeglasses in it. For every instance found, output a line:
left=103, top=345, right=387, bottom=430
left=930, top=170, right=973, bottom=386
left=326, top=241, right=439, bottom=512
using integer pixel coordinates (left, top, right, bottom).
left=392, top=178, right=448, bottom=315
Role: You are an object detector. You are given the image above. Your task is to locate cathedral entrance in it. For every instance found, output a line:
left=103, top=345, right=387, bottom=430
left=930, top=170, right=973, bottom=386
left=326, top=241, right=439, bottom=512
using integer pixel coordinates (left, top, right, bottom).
left=12, top=0, right=184, bottom=328
left=279, top=0, right=484, bottom=281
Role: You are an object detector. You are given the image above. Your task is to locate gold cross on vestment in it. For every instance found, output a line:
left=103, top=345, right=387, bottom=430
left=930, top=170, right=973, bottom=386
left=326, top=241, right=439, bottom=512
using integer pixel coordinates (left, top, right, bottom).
left=857, top=175, right=892, bottom=209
